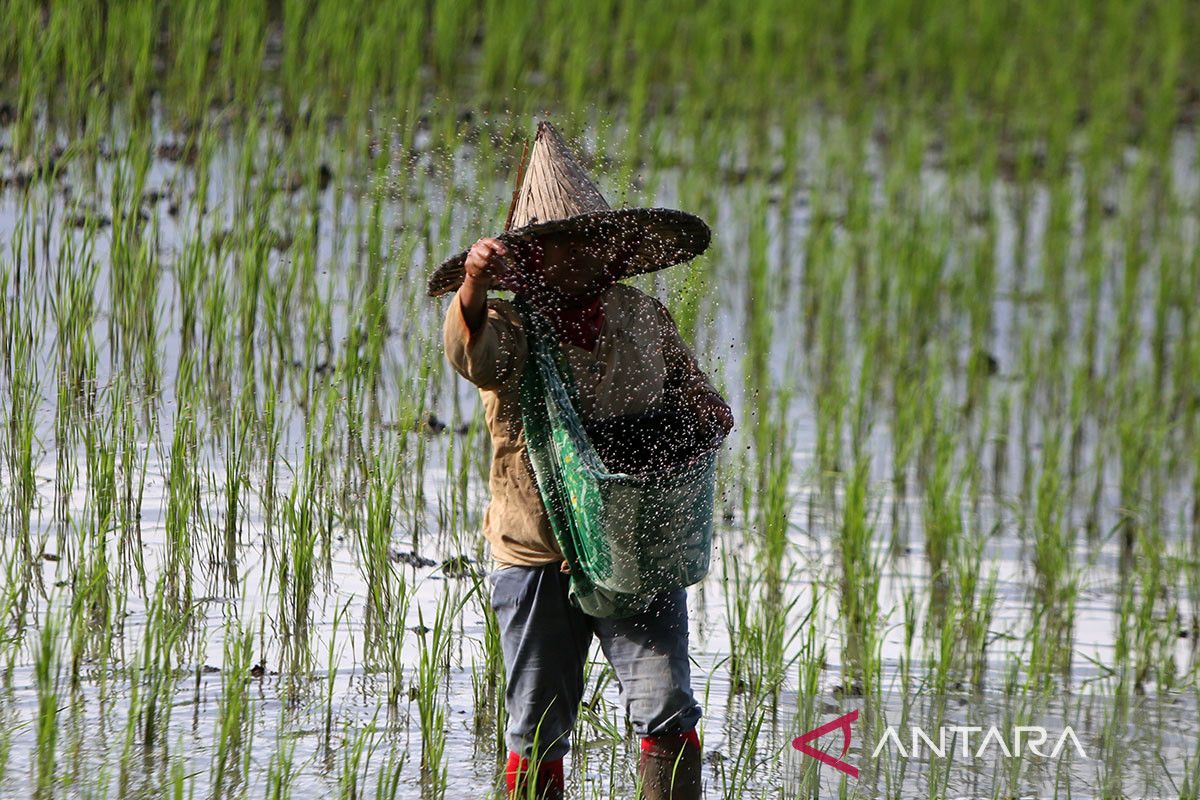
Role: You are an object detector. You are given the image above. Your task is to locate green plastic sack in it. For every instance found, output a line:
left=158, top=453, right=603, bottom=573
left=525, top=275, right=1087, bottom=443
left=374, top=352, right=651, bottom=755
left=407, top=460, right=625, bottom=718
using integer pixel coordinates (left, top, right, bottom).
left=514, top=298, right=719, bottom=618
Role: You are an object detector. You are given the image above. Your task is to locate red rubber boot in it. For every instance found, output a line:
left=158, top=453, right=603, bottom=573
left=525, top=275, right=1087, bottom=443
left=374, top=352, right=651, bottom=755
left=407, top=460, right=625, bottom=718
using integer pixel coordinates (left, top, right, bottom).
left=505, top=751, right=565, bottom=800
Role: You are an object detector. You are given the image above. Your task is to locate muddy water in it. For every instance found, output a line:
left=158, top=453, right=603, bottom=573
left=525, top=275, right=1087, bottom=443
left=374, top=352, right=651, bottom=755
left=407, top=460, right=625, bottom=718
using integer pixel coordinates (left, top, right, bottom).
left=1, top=120, right=1198, bottom=798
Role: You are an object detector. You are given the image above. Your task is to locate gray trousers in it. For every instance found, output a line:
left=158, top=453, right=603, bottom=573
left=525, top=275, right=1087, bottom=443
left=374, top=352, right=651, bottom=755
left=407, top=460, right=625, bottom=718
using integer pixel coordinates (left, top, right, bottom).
left=489, top=562, right=702, bottom=761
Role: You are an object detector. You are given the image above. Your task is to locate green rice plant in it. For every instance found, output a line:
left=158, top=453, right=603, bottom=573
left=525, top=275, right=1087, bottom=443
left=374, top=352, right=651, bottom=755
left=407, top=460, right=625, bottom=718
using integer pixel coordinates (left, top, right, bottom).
left=312, top=600, right=348, bottom=754
left=1094, top=689, right=1131, bottom=797
left=470, top=573, right=506, bottom=753
left=114, top=579, right=191, bottom=799
left=277, top=456, right=324, bottom=683
left=373, top=747, right=404, bottom=800
left=721, top=547, right=753, bottom=697
left=210, top=617, right=256, bottom=800
left=921, top=421, right=961, bottom=585
left=955, top=534, right=998, bottom=691
left=33, top=610, right=63, bottom=800
left=49, top=226, right=99, bottom=416
left=100, top=0, right=158, bottom=117
left=413, top=583, right=476, bottom=797
left=106, top=124, right=161, bottom=396
left=440, top=406, right=478, bottom=555
left=808, top=239, right=850, bottom=495
left=712, top=700, right=769, bottom=800
left=721, top=542, right=806, bottom=704
left=219, top=0, right=267, bottom=109
left=259, top=353, right=284, bottom=538
left=1128, top=519, right=1181, bottom=692
left=337, top=713, right=384, bottom=800
left=838, top=454, right=883, bottom=698
left=413, top=597, right=447, bottom=795
left=1181, top=715, right=1200, bottom=800
left=215, top=400, right=251, bottom=594
left=98, top=374, right=147, bottom=601
left=164, top=387, right=200, bottom=617
left=791, top=585, right=829, bottom=799
left=575, top=659, right=623, bottom=752
left=167, top=0, right=223, bottom=124
left=756, top=391, right=794, bottom=594
left=355, top=451, right=413, bottom=708
left=0, top=696, right=12, bottom=788
left=2, top=264, right=40, bottom=617
left=1030, top=433, right=1072, bottom=594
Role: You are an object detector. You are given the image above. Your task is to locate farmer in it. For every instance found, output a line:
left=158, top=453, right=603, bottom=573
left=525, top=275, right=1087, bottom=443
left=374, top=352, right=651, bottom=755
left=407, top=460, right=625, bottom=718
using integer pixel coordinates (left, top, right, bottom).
left=429, top=121, right=733, bottom=800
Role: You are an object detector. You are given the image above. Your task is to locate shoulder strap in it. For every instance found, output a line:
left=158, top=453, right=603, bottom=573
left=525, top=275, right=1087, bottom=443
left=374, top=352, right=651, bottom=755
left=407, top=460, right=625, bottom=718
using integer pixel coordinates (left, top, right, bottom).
left=511, top=297, right=583, bottom=408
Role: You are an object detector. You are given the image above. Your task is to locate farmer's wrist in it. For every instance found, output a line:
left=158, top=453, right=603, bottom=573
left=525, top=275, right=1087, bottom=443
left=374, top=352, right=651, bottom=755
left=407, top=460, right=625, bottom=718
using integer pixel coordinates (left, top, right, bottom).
left=461, top=275, right=491, bottom=307
left=462, top=272, right=491, bottom=292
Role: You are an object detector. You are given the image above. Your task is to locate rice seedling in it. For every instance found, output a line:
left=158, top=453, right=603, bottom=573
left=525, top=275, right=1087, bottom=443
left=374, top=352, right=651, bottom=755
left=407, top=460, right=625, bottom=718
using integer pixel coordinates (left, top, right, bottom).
left=33, top=610, right=63, bottom=800
left=210, top=616, right=256, bottom=799
left=413, top=582, right=474, bottom=798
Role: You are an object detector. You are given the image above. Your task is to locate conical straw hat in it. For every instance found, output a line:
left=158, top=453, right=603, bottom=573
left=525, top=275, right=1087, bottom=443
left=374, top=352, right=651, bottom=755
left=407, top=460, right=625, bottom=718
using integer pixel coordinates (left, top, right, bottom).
left=426, top=120, right=710, bottom=297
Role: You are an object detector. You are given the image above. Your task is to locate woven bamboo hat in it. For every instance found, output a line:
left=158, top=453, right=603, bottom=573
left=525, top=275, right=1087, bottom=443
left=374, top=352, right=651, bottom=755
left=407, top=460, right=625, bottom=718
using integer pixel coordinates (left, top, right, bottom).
left=426, top=120, right=711, bottom=297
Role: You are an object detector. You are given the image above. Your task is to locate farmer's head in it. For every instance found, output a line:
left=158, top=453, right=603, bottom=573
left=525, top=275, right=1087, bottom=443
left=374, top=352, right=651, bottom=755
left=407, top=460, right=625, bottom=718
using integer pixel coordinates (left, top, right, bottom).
left=509, top=227, right=641, bottom=300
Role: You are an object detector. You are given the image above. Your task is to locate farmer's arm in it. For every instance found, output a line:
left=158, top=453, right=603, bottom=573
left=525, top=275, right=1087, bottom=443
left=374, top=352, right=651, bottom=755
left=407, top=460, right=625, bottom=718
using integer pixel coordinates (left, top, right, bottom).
left=654, top=300, right=735, bottom=439
left=456, top=236, right=511, bottom=331
left=442, top=238, right=527, bottom=391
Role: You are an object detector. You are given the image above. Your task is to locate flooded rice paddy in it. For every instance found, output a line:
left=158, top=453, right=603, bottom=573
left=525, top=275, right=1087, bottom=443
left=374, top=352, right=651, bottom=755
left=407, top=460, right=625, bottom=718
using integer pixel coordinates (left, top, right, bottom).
left=3, top=3, right=1200, bottom=798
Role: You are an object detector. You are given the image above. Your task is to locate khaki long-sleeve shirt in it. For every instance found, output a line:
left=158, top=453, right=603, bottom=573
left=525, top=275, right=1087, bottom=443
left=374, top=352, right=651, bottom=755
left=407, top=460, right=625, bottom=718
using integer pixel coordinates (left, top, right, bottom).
left=443, top=282, right=732, bottom=567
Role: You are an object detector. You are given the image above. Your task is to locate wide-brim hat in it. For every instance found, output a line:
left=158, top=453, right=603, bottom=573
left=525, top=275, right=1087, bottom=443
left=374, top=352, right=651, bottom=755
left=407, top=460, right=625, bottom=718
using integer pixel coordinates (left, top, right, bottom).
left=426, top=120, right=711, bottom=297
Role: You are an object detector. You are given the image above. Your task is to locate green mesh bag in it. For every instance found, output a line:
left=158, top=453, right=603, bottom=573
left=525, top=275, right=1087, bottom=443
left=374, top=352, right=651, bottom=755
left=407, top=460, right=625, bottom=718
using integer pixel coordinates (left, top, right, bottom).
left=514, top=299, right=719, bottom=618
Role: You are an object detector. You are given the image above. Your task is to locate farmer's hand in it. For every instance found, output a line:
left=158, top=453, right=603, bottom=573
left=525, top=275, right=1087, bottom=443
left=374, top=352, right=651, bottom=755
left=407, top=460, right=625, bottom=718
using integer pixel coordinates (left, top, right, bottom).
left=464, top=237, right=512, bottom=288
left=458, top=237, right=513, bottom=333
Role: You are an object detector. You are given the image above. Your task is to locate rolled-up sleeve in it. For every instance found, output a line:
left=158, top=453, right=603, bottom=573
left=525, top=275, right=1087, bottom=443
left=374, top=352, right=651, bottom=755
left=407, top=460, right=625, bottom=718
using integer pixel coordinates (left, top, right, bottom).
left=652, top=299, right=734, bottom=440
left=442, top=294, right=528, bottom=392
